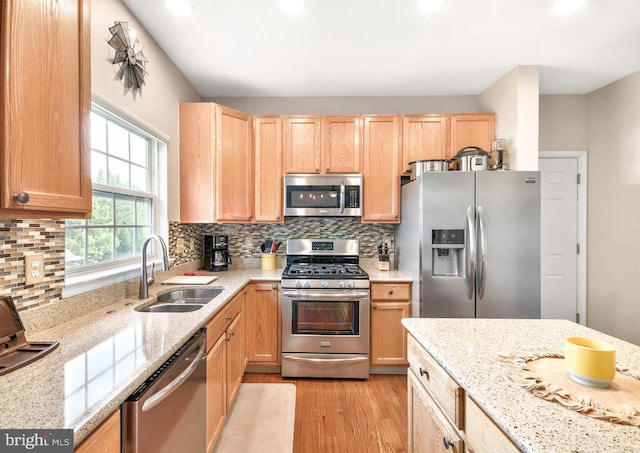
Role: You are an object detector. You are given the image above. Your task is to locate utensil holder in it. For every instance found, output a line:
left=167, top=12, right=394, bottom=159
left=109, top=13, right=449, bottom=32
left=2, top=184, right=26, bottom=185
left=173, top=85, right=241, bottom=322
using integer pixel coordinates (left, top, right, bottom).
left=261, top=253, right=277, bottom=271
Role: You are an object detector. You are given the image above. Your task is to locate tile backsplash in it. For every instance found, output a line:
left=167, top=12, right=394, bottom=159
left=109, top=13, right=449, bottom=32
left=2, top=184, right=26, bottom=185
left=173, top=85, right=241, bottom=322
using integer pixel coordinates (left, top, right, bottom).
left=0, top=220, right=65, bottom=310
left=1, top=218, right=395, bottom=312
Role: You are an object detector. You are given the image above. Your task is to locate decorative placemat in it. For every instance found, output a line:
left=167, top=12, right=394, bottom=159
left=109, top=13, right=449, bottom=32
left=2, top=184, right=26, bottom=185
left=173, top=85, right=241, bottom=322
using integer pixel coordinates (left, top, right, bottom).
left=500, top=347, right=640, bottom=426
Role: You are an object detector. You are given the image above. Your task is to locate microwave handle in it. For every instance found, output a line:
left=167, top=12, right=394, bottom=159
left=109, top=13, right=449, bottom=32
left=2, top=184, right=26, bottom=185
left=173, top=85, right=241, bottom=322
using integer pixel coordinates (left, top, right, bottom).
left=340, top=180, right=345, bottom=213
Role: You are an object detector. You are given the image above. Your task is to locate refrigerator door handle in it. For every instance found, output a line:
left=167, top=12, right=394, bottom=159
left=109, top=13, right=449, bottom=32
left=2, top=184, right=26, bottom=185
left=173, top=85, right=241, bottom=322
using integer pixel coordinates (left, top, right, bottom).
left=465, top=205, right=476, bottom=300
left=477, top=206, right=487, bottom=300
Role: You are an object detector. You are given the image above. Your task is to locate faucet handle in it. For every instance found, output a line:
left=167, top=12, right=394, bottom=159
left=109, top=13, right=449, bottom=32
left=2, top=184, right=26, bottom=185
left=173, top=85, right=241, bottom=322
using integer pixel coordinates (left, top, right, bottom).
left=147, top=263, right=155, bottom=286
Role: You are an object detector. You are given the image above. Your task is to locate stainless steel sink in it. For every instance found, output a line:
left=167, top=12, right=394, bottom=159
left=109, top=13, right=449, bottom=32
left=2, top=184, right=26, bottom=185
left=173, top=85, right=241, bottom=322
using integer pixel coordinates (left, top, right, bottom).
left=156, top=287, right=224, bottom=303
left=137, top=304, right=204, bottom=313
left=135, top=286, right=225, bottom=313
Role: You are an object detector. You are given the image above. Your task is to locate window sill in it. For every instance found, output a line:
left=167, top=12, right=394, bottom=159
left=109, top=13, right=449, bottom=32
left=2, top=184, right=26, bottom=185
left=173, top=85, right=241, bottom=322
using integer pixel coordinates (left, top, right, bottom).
left=63, top=259, right=171, bottom=298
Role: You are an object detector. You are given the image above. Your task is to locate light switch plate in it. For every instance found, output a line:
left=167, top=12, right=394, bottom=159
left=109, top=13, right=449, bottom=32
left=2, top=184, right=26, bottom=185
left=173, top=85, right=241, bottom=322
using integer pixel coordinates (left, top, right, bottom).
left=25, top=254, right=44, bottom=285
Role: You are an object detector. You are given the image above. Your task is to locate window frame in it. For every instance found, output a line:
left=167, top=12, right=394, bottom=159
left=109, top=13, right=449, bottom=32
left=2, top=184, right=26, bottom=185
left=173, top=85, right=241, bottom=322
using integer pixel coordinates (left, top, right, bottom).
left=63, top=97, right=169, bottom=298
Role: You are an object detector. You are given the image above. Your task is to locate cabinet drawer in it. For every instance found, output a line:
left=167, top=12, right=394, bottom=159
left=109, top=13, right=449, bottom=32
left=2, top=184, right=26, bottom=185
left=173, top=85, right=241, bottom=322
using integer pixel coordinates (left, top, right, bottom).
left=464, top=395, right=519, bottom=453
left=206, top=293, right=242, bottom=350
left=371, top=283, right=411, bottom=301
left=408, top=334, right=464, bottom=428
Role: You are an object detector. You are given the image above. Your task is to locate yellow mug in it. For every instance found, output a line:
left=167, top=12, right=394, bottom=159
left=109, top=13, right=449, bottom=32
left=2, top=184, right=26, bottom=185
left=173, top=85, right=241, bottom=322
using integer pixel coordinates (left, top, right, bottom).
left=565, top=337, right=616, bottom=387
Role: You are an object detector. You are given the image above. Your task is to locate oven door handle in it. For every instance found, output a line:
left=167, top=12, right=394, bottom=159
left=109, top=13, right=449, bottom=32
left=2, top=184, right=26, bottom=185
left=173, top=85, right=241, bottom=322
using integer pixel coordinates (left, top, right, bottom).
left=281, top=291, right=370, bottom=299
left=283, top=355, right=369, bottom=364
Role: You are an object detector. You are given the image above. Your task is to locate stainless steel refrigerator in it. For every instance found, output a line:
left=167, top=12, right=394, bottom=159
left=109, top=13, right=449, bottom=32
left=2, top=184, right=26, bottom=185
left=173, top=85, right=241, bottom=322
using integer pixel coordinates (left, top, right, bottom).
left=395, top=171, right=541, bottom=319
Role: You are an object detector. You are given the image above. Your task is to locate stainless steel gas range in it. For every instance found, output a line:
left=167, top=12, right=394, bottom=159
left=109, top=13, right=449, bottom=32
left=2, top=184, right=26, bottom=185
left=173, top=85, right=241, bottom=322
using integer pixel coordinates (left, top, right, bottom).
left=281, top=239, right=370, bottom=379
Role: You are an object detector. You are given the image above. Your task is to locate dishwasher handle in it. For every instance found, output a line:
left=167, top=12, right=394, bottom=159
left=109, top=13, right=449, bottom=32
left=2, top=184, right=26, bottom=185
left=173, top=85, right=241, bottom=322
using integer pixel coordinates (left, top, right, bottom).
left=141, top=334, right=206, bottom=412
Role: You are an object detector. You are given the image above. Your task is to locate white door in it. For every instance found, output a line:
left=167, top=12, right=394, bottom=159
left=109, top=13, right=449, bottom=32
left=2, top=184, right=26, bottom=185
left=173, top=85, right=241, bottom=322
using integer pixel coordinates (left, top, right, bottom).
left=539, top=158, right=579, bottom=322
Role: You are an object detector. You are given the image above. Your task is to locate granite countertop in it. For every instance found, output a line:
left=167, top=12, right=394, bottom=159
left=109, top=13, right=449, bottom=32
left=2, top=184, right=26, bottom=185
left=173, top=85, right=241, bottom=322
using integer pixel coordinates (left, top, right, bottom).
left=402, top=318, right=640, bottom=453
left=0, top=267, right=283, bottom=446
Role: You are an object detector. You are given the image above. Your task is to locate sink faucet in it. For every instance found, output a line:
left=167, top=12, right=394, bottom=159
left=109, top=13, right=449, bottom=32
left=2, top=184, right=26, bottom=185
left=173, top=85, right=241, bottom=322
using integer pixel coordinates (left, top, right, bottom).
left=139, top=234, right=170, bottom=299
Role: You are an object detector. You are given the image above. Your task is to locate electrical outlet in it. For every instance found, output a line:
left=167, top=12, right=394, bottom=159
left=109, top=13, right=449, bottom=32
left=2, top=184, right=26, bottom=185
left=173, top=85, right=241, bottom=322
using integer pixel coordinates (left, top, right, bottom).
left=176, top=238, right=185, bottom=254
left=244, top=236, right=253, bottom=248
left=189, top=238, right=195, bottom=251
left=25, top=254, right=44, bottom=285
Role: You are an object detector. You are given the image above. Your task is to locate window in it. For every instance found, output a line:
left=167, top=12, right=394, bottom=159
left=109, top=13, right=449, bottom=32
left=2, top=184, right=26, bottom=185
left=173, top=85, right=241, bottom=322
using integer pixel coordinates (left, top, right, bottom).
left=65, top=104, right=166, bottom=273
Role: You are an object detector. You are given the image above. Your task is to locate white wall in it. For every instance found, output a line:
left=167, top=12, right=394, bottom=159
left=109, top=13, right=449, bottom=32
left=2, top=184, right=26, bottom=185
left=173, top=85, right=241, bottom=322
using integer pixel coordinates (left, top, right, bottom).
left=539, top=95, right=588, bottom=151
left=210, top=96, right=479, bottom=115
left=91, top=0, right=202, bottom=221
left=478, top=66, right=540, bottom=170
left=586, top=71, right=640, bottom=345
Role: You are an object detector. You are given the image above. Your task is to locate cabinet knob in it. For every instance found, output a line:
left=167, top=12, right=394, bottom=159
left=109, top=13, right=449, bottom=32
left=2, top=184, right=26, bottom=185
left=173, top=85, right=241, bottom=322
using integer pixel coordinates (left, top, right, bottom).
left=12, top=192, right=30, bottom=204
left=419, top=367, right=429, bottom=379
left=443, top=437, right=455, bottom=449
left=226, top=315, right=232, bottom=321
left=373, top=304, right=378, bottom=310
left=272, top=285, right=277, bottom=290
left=276, top=215, right=281, bottom=220
left=388, top=289, right=394, bottom=295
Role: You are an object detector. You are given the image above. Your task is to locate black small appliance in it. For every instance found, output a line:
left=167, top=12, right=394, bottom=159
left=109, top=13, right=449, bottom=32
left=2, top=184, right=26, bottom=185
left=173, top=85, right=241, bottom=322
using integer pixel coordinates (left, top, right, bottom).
left=203, top=234, right=231, bottom=271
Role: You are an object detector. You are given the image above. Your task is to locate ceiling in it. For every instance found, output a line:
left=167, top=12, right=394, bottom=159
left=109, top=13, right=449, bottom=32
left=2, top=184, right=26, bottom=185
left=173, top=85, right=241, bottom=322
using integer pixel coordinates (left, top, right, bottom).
left=121, top=0, right=640, bottom=98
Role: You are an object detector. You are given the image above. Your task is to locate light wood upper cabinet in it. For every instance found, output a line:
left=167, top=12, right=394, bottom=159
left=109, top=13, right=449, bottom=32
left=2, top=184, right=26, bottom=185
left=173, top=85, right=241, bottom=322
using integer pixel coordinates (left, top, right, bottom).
left=323, top=116, right=362, bottom=173
left=254, top=116, right=283, bottom=223
left=282, top=116, right=322, bottom=173
left=282, top=115, right=362, bottom=174
left=362, top=115, right=401, bottom=223
left=449, top=113, right=496, bottom=156
left=1, top=0, right=91, bottom=219
left=179, top=103, right=253, bottom=223
left=401, top=115, right=450, bottom=174
left=216, top=106, right=253, bottom=222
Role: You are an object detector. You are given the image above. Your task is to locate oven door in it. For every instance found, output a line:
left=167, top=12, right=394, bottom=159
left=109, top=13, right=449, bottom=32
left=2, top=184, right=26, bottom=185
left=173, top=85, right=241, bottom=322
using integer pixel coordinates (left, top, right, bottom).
left=281, top=289, right=370, bottom=354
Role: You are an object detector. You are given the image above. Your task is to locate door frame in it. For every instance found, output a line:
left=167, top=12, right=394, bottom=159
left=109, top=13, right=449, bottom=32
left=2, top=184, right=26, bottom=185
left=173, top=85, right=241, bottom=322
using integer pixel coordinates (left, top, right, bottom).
left=538, top=150, right=588, bottom=325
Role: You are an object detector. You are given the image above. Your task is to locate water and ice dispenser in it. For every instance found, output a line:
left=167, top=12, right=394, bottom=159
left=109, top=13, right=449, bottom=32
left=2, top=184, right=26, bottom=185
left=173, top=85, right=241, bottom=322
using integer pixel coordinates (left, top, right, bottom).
left=431, top=229, right=465, bottom=277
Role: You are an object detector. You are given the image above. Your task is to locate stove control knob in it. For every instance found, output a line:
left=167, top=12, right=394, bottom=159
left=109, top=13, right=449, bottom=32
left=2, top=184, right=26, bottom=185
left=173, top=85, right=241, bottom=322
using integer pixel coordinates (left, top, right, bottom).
left=348, top=281, right=355, bottom=289
left=304, top=281, right=311, bottom=288
left=321, top=281, right=329, bottom=288
left=295, top=281, right=302, bottom=289
left=339, top=281, right=346, bottom=288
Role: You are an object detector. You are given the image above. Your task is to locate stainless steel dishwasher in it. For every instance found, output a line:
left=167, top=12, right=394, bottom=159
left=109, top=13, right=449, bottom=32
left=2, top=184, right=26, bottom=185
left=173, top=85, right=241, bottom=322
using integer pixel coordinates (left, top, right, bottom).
left=122, top=328, right=206, bottom=453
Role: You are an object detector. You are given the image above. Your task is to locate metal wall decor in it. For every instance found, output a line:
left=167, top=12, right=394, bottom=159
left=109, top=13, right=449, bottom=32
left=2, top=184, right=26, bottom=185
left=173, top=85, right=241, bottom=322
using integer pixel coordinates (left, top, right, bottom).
left=108, top=21, right=148, bottom=92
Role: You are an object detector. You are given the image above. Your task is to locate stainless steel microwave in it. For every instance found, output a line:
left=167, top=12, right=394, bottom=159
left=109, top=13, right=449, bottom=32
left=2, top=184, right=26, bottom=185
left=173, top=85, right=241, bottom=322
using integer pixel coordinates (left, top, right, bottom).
left=284, top=174, right=362, bottom=217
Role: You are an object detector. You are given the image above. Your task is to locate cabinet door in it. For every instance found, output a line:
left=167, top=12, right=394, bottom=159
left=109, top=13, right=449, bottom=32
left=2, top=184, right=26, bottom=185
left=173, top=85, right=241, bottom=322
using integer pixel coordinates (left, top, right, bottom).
left=401, top=115, right=450, bottom=174
left=371, top=300, right=410, bottom=366
left=75, top=410, right=120, bottom=453
left=254, top=116, right=283, bottom=223
left=323, top=116, right=362, bottom=173
left=408, top=369, right=464, bottom=453
left=282, top=116, right=322, bottom=173
left=1, top=0, right=91, bottom=218
left=216, top=106, right=253, bottom=222
left=362, top=115, right=401, bottom=223
left=449, top=113, right=496, bottom=157
left=245, top=282, right=280, bottom=365
left=206, top=333, right=226, bottom=453
left=179, top=103, right=215, bottom=222
left=226, top=312, right=243, bottom=411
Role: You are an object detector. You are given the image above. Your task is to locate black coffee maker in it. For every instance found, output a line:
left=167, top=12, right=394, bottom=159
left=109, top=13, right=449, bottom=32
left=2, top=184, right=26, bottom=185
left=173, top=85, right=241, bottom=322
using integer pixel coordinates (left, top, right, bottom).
left=203, top=234, right=232, bottom=272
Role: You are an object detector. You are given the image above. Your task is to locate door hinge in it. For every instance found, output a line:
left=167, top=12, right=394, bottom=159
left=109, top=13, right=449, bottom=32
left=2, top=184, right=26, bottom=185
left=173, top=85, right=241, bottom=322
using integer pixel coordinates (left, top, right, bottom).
left=576, top=243, right=581, bottom=254
left=577, top=173, right=581, bottom=184
left=576, top=313, right=580, bottom=324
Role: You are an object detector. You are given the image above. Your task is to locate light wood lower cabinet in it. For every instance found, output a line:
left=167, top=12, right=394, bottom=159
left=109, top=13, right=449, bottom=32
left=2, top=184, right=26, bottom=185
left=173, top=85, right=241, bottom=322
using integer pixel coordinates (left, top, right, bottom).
left=205, top=292, right=244, bottom=452
left=407, top=333, right=519, bottom=453
left=244, top=282, right=281, bottom=366
left=370, top=282, right=411, bottom=366
left=74, top=410, right=120, bottom=453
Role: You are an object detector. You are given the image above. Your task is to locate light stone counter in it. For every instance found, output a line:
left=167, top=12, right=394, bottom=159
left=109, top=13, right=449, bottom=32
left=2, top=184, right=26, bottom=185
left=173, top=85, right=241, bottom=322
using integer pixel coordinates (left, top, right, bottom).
left=402, top=318, right=640, bottom=453
left=0, top=268, right=283, bottom=446
left=364, top=267, right=413, bottom=282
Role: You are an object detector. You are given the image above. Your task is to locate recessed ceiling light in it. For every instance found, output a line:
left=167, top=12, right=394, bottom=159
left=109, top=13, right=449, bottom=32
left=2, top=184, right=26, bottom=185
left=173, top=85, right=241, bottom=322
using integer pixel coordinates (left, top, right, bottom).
left=417, top=0, right=446, bottom=13
left=553, top=0, right=586, bottom=14
left=166, top=0, right=193, bottom=17
left=279, top=0, right=304, bottom=15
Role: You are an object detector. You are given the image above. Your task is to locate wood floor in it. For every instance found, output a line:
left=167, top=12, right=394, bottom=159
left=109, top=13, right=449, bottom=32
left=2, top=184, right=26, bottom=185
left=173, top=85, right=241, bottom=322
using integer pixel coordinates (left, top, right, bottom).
left=242, top=372, right=408, bottom=453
